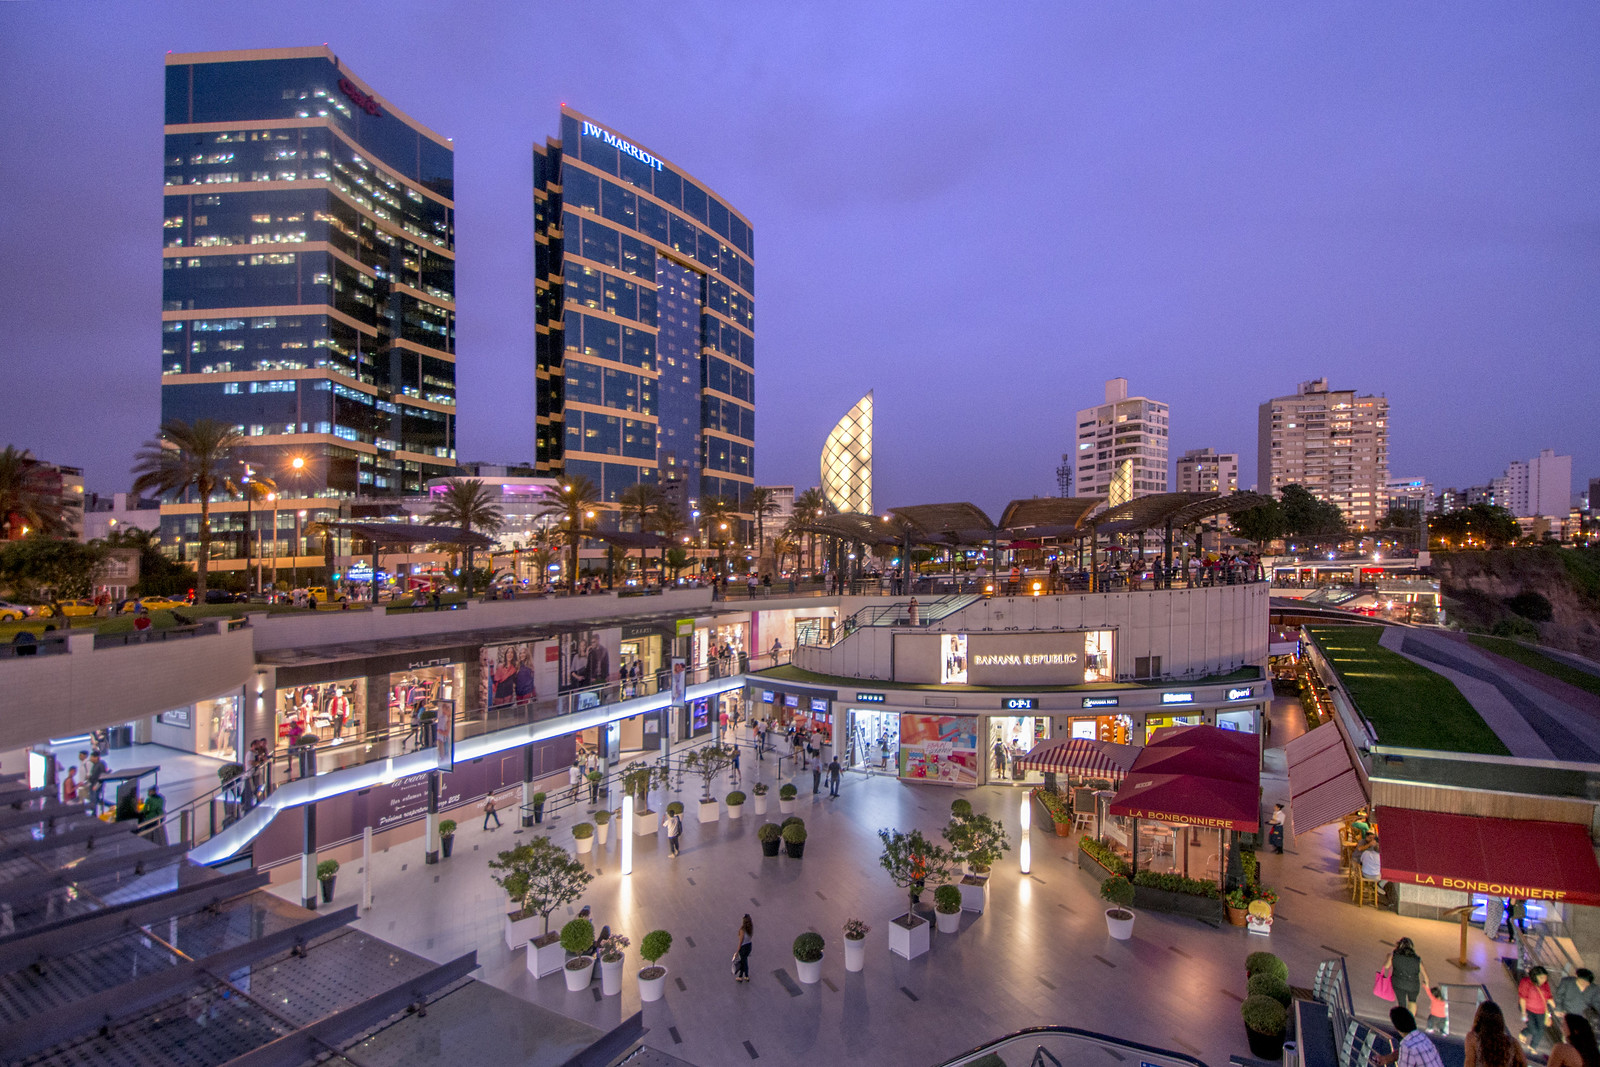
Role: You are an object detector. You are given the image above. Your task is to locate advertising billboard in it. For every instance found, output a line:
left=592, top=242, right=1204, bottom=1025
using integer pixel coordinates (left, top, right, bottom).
left=940, top=634, right=968, bottom=684
left=480, top=638, right=560, bottom=710
left=965, top=630, right=1114, bottom=687
left=898, top=714, right=979, bottom=784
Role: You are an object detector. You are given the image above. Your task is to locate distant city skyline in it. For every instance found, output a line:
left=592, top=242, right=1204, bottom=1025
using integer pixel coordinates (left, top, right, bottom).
left=2, top=2, right=1596, bottom=515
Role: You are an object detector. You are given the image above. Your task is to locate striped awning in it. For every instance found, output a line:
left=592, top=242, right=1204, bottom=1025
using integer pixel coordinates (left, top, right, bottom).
left=1285, top=723, right=1367, bottom=837
left=1017, top=738, right=1140, bottom=781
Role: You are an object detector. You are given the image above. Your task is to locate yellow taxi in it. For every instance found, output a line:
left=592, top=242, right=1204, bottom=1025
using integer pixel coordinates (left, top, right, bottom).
left=121, top=596, right=187, bottom=614
left=306, top=586, right=348, bottom=604
left=41, top=599, right=98, bottom=618
left=0, top=601, right=32, bottom=622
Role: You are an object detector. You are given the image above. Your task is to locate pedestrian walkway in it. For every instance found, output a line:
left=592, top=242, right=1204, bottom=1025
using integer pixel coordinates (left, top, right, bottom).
left=273, top=751, right=1528, bottom=1067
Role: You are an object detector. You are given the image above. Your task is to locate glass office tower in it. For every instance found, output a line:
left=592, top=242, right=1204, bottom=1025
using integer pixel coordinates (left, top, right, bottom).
left=161, top=47, right=456, bottom=571
left=533, top=108, right=755, bottom=519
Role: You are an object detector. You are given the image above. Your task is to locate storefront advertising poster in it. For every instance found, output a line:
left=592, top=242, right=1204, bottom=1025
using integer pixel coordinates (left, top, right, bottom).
left=899, top=713, right=979, bottom=784
left=941, top=634, right=968, bottom=684
left=480, top=638, right=559, bottom=709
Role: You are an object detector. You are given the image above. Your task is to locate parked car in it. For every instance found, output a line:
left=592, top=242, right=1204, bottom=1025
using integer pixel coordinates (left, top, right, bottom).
left=0, top=600, right=35, bottom=622
left=202, top=589, right=247, bottom=604
left=121, top=596, right=186, bottom=614
left=306, top=586, right=348, bottom=604
left=38, top=599, right=100, bottom=618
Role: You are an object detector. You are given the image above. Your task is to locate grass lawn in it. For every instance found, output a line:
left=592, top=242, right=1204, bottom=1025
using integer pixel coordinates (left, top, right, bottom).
left=1306, top=627, right=1509, bottom=755
left=1467, top=635, right=1600, bottom=699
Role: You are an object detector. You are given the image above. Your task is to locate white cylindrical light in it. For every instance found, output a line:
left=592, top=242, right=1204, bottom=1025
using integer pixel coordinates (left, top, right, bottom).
left=622, top=802, right=634, bottom=876
left=1019, top=794, right=1032, bottom=874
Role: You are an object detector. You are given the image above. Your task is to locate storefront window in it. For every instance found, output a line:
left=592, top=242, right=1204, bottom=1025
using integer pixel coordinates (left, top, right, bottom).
left=987, top=716, right=1048, bottom=783
left=198, top=696, right=240, bottom=760
left=1216, top=707, right=1259, bottom=733
left=1069, top=714, right=1133, bottom=745
left=1083, top=630, right=1114, bottom=682
left=1144, top=714, right=1202, bottom=742
left=388, top=665, right=462, bottom=731
left=899, top=714, right=980, bottom=784
left=845, top=708, right=899, bottom=771
left=276, top=677, right=366, bottom=749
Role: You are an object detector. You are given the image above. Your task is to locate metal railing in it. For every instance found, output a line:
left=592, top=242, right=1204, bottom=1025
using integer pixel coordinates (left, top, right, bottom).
left=1312, top=957, right=1395, bottom=1067
left=933, top=1025, right=1210, bottom=1067
left=156, top=652, right=788, bottom=853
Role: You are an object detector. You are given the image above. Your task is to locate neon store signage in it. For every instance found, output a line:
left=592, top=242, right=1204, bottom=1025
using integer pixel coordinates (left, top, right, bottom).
left=582, top=121, right=664, bottom=171
left=1001, top=698, right=1038, bottom=710
left=1226, top=687, right=1254, bottom=701
left=338, top=78, right=382, bottom=117
left=1160, top=692, right=1195, bottom=705
left=856, top=692, right=886, bottom=703
left=1082, top=696, right=1119, bottom=708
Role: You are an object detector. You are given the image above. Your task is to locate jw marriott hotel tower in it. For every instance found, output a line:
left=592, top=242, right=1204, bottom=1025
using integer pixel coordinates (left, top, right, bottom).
left=161, top=47, right=457, bottom=562
left=533, top=108, right=756, bottom=512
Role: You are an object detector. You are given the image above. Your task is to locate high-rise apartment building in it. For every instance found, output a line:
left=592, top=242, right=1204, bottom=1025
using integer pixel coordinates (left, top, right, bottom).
left=1384, top=476, right=1435, bottom=520
left=1075, top=379, right=1169, bottom=505
left=1175, top=448, right=1238, bottom=495
left=1491, top=449, right=1572, bottom=520
left=162, top=47, right=457, bottom=569
left=1257, top=378, right=1388, bottom=531
left=532, top=108, right=755, bottom=517
left=0, top=455, right=83, bottom=541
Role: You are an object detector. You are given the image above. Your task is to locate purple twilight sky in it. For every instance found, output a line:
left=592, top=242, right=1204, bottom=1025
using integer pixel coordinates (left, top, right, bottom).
left=2, top=1, right=1597, bottom=515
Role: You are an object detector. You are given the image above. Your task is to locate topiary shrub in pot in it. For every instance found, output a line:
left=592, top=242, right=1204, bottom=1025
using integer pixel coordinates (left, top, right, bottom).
left=1244, top=951, right=1288, bottom=984
left=782, top=820, right=807, bottom=858
left=1241, top=994, right=1288, bottom=1059
left=593, top=808, right=611, bottom=846
left=531, top=790, right=547, bottom=823
left=757, top=821, right=782, bottom=857
left=638, top=929, right=672, bottom=1002
left=751, top=782, right=769, bottom=815
left=778, top=783, right=798, bottom=813
left=561, top=918, right=596, bottom=992
left=792, top=931, right=825, bottom=984
left=950, top=798, right=973, bottom=817
left=933, top=884, right=963, bottom=934
left=571, top=822, right=594, bottom=855
left=665, top=801, right=684, bottom=816
left=316, top=859, right=339, bottom=904
left=726, top=790, right=746, bottom=820
left=439, top=819, right=457, bottom=859
left=596, top=933, right=630, bottom=996
left=843, top=918, right=869, bottom=972
left=1101, top=875, right=1135, bottom=939
left=1247, top=972, right=1292, bottom=1008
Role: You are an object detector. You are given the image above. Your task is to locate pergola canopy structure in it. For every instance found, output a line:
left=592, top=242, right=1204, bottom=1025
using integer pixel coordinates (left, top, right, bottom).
left=319, top=520, right=494, bottom=548
left=1089, top=491, right=1274, bottom=536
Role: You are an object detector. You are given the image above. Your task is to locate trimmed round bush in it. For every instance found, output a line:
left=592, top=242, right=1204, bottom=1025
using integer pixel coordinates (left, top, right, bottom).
left=781, top=816, right=804, bottom=829
left=727, top=790, right=746, bottom=805
left=1245, top=951, right=1288, bottom=983
left=779, top=784, right=798, bottom=800
left=1241, top=995, right=1287, bottom=1036
left=316, top=859, right=339, bottom=881
left=781, top=822, right=808, bottom=845
left=950, top=798, right=973, bottom=817
left=640, top=929, right=672, bottom=964
left=792, top=932, right=825, bottom=963
left=1100, top=875, right=1135, bottom=908
left=934, top=884, right=962, bottom=914
left=757, top=822, right=782, bottom=843
left=560, top=918, right=594, bottom=955
left=572, top=822, right=594, bottom=839
left=665, top=801, right=685, bottom=816
left=594, top=810, right=610, bottom=825
left=438, top=819, right=457, bottom=836
left=752, top=783, right=769, bottom=795
left=1247, top=972, right=1292, bottom=1007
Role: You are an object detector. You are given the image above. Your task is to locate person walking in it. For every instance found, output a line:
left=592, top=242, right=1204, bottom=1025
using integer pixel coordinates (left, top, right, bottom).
left=733, top=914, right=754, bottom=982
left=1554, top=970, right=1600, bottom=1035
left=1382, top=938, right=1432, bottom=1017
left=827, top=757, right=841, bottom=797
left=1269, top=803, right=1286, bottom=854
left=811, top=760, right=822, bottom=795
left=1521, top=967, right=1557, bottom=1053
left=483, top=792, right=502, bottom=831
left=1464, top=1001, right=1527, bottom=1067
left=1376, top=1007, right=1445, bottom=1067
left=1547, top=1015, right=1600, bottom=1067
left=731, top=746, right=742, bottom=787
left=665, top=808, right=683, bottom=857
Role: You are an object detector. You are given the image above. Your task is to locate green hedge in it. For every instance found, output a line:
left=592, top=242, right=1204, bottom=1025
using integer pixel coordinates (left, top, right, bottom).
left=1033, top=788, right=1072, bottom=824
left=1132, top=870, right=1220, bottom=899
left=1078, top=836, right=1132, bottom=876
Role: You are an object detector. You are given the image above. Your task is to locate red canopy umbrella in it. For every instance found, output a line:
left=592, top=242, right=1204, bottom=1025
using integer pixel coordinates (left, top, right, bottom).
left=1146, top=723, right=1260, bottom=759
left=1108, top=772, right=1260, bottom=833
left=1017, top=738, right=1140, bottom=781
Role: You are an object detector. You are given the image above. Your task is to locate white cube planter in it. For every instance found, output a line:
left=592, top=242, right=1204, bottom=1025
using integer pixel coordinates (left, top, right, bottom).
left=936, top=909, right=961, bottom=934
left=888, top=915, right=930, bottom=960
left=600, top=956, right=624, bottom=996
left=727, top=803, right=744, bottom=820
left=795, top=954, right=823, bottom=984
left=959, top=876, right=990, bottom=914
left=633, top=809, right=659, bottom=836
left=779, top=797, right=795, bottom=814
left=575, top=835, right=593, bottom=854
left=638, top=966, right=667, bottom=1002
left=699, top=800, right=720, bottom=823
left=505, top=911, right=542, bottom=951
left=844, top=937, right=866, bottom=972
left=564, top=957, right=595, bottom=991
left=529, top=934, right=565, bottom=978
left=752, top=794, right=768, bottom=816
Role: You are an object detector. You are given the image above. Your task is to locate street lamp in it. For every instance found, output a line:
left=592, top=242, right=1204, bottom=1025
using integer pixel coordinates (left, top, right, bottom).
left=295, top=509, right=307, bottom=589
left=267, top=492, right=278, bottom=591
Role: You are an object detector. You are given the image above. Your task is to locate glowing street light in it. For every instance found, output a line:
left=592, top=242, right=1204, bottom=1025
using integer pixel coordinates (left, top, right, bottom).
left=1019, top=794, right=1032, bottom=874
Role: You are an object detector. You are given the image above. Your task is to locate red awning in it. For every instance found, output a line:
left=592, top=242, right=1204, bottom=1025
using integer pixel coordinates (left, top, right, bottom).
left=1285, top=723, right=1368, bottom=837
left=1377, top=807, right=1600, bottom=907
left=1109, top=772, right=1260, bottom=832
left=1017, top=738, right=1140, bottom=780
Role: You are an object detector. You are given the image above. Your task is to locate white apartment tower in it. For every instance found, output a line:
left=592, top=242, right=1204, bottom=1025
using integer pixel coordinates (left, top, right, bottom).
left=1175, top=448, right=1238, bottom=495
left=1491, top=450, right=1572, bottom=520
left=1075, top=379, right=1170, bottom=505
left=1257, top=378, right=1389, bottom=531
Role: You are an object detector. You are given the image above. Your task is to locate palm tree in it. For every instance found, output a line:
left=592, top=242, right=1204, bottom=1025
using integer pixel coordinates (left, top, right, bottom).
left=130, top=418, right=244, bottom=601
left=617, top=483, right=664, bottom=583
left=748, top=486, right=779, bottom=567
left=536, top=476, right=599, bottom=593
left=0, top=445, right=72, bottom=539
left=426, top=478, right=504, bottom=596
left=771, top=532, right=796, bottom=577
left=699, top=496, right=737, bottom=582
left=793, top=487, right=831, bottom=575
left=650, top=501, right=687, bottom=580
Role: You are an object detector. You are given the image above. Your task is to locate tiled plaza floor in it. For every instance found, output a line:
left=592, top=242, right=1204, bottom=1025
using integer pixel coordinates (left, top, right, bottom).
left=272, top=725, right=1528, bottom=1067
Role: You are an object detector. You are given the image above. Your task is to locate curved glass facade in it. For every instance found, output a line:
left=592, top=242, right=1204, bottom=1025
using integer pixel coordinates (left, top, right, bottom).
left=534, top=108, right=754, bottom=513
left=821, top=392, right=873, bottom=514
left=161, top=48, right=456, bottom=509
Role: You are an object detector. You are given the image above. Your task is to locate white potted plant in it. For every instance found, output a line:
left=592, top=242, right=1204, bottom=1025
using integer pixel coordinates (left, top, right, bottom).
left=638, top=929, right=672, bottom=1002
left=778, top=783, right=797, bottom=814
left=596, top=933, right=630, bottom=996
left=682, top=745, right=735, bottom=824
left=699, top=796, right=720, bottom=823
left=561, top=918, right=596, bottom=991
left=487, top=837, right=593, bottom=976
left=943, top=803, right=1009, bottom=914
left=594, top=809, right=611, bottom=847
left=752, top=782, right=769, bottom=816
left=1102, top=875, right=1136, bottom=940
left=793, top=931, right=825, bottom=984
left=843, top=918, right=869, bottom=973
left=934, top=885, right=963, bottom=934
left=572, top=822, right=593, bottom=855
left=726, top=790, right=745, bottom=819
left=878, top=829, right=952, bottom=960
left=621, top=760, right=665, bottom=836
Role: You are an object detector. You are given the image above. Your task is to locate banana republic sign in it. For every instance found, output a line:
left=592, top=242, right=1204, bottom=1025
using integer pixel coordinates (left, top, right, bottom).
left=967, top=632, right=1100, bottom=686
